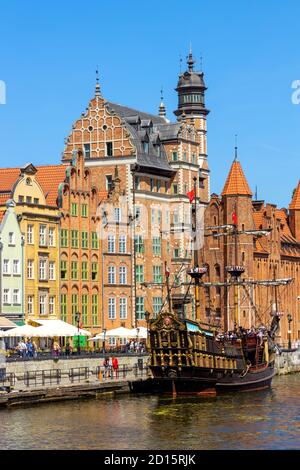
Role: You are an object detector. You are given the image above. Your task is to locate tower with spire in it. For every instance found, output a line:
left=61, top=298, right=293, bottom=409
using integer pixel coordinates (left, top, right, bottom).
left=174, top=48, right=209, bottom=122
left=158, top=87, right=166, bottom=119
left=289, top=180, right=300, bottom=240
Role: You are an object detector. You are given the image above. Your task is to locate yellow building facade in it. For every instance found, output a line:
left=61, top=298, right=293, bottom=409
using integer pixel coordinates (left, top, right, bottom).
left=0, top=163, right=63, bottom=321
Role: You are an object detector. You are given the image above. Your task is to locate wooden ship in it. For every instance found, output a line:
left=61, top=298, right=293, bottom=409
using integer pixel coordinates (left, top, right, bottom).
left=129, top=177, right=292, bottom=396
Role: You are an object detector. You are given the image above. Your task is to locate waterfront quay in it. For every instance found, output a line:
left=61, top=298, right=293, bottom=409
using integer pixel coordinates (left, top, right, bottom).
left=1, top=349, right=300, bottom=408
left=0, top=353, right=148, bottom=407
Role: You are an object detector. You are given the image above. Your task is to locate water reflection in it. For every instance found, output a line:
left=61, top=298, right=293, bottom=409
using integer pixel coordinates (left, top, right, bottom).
left=0, top=375, right=300, bottom=449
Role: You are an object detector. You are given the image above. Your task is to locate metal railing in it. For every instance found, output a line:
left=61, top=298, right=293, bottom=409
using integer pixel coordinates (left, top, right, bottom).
left=23, top=369, right=61, bottom=387
left=16, top=362, right=145, bottom=388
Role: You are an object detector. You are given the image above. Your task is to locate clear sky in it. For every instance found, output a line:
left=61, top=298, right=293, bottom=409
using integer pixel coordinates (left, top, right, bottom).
left=0, top=0, right=299, bottom=207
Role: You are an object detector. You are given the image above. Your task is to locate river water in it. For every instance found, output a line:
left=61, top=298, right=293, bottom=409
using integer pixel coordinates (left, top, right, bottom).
left=0, top=374, right=300, bottom=450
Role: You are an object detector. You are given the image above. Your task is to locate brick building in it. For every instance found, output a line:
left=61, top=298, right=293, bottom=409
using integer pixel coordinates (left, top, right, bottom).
left=202, top=159, right=300, bottom=346
left=58, top=51, right=210, bottom=340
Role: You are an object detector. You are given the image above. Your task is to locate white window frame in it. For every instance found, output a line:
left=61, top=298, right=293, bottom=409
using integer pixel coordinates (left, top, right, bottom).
left=119, top=266, right=127, bottom=285
left=108, top=234, right=116, bottom=253
left=108, top=297, right=116, bottom=320
left=39, top=224, right=47, bottom=246
left=39, top=259, right=47, bottom=280
left=3, top=259, right=10, bottom=275
left=3, top=288, right=10, bottom=304
left=13, top=259, right=20, bottom=275
left=27, top=225, right=34, bottom=244
left=27, top=295, right=34, bottom=315
left=108, top=265, right=116, bottom=284
left=119, top=234, right=126, bottom=253
left=120, top=297, right=127, bottom=319
left=39, top=293, right=47, bottom=316
left=114, top=207, right=121, bottom=223
left=12, top=289, right=20, bottom=304
left=27, top=260, right=34, bottom=279
left=49, top=296, right=55, bottom=315
left=49, top=227, right=55, bottom=247
left=49, top=261, right=55, bottom=280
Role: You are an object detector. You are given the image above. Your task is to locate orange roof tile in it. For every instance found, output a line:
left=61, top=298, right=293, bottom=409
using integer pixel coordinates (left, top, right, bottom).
left=35, top=165, right=67, bottom=207
left=276, top=209, right=293, bottom=238
left=289, top=180, right=300, bottom=210
left=0, top=210, right=6, bottom=224
left=252, top=211, right=263, bottom=230
left=222, top=160, right=252, bottom=197
left=0, top=164, right=67, bottom=208
left=0, top=193, right=10, bottom=205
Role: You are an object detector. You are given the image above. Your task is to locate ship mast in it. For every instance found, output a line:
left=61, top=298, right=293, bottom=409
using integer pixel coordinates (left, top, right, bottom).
left=192, top=176, right=200, bottom=320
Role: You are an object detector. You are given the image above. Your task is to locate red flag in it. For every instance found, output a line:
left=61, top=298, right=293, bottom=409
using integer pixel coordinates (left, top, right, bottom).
left=165, top=266, right=170, bottom=278
left=232, top=211, right=238, bottom=225
left=187, top=188, right=195, bottom=203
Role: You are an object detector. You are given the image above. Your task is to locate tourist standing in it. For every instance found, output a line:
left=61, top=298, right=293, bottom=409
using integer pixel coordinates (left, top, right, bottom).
left=112, top=356, right=119, bottom=379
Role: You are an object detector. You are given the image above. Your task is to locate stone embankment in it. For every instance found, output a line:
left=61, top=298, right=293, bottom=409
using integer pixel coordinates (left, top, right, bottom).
left=275, top=349, right=300, bottom=375
left=0, top=354, right=148, bottom=407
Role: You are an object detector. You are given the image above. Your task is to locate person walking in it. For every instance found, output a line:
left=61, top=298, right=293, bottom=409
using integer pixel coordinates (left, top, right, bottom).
left=108, top=356, right=113, bottom=378
left=103, top=357, right=109, bottom=379
left=65, top=341, right=71, bottom=358
left=112, top=356, right=119, bottom=379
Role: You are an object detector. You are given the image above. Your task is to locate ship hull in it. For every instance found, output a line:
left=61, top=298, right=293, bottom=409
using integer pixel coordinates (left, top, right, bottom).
left=129, top=362, right=275, bottom=396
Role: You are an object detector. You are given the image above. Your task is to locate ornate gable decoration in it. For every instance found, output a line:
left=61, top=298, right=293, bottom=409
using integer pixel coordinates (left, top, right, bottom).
left=62, top=90, right=135, bottom=162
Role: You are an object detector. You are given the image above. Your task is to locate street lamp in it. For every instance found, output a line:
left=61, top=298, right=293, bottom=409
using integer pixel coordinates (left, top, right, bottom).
left=287, top=314, right=293, bottom=350
left=75, top=312, right=81, bottom=355
left=102, top=328, right=107, bottom=354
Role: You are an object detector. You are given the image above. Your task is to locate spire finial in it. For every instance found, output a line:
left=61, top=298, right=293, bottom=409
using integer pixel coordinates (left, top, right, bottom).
left=187, top=45, right=195, bottom=72
left=95, top=66, right=101, bottom=96
left=158, top=85, right=166, bottom=118
left=234, top=134, right=238, bottom=161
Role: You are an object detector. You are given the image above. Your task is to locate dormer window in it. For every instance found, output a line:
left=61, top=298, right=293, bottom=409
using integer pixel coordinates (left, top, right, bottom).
left=143, top=142, right=149, bottom=153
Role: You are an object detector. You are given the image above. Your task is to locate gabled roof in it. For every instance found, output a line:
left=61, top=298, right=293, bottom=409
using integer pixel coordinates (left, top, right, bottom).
left=0, top=164, right=67, bottom=207
left=107, top=102, right=166, bottom=124
left=222, top=160, right=252, bottom=197
left=289, top=180, right=300, bottom=210
left=106, top=102, right=175, bottom=177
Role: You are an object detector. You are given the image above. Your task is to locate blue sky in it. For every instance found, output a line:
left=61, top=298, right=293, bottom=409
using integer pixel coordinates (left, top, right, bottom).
left=0, top=0, right=299, bottom=207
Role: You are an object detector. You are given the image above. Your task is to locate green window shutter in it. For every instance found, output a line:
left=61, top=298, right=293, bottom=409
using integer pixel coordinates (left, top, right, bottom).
left=81, top=204, right=88, bottom=217
left=136, top=297, right=144, bottom=320
left=81, top=231, right=88, bottom=249
left=60, top=294, right=67, bottom=322
left=91, top=232, right=99, bottom=249
left=71, top=203, right=78, bottom=216
left=71, top=261, right=78, bottom=280
left=92, top=294, right=98, bottom=325
left=82, top=262, right=88, bottom=280
left=82, top=294, right=88, bottom=324
left=60, top=260, right=68, bottom=280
